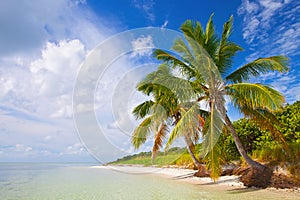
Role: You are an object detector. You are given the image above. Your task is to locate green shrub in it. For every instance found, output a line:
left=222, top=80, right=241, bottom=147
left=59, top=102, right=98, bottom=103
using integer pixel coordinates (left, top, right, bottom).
left=253, top=143, right=300, bottom=163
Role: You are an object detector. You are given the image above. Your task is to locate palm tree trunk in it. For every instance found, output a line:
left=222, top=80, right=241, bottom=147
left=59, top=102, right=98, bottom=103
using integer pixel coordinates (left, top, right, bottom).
left=174, top=113, right=204, bottom=170
left=183, top=135, right=202, bottom=168
left=225, top=115, right=264, bottom=169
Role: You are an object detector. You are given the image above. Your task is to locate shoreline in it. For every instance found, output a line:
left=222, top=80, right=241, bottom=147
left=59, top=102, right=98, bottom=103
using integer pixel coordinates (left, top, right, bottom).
left=91, top=164, right=300, bottom=193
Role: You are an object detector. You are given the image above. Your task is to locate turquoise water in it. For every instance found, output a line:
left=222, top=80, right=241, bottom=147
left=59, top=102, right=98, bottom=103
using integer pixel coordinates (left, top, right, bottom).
left=0, top=163, right=205, bottom=200
left=0, top=163, right=299, bottom=200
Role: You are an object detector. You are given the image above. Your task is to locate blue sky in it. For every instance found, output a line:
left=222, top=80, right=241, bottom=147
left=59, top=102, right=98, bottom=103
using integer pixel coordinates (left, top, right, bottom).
left=0, top=0, right=299, bottom=163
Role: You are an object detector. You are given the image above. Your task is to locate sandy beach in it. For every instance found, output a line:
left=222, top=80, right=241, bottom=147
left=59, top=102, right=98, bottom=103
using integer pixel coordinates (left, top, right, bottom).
left=154, top=167, right=244, bottom=187
left=91, top=165, right=300, bottom=199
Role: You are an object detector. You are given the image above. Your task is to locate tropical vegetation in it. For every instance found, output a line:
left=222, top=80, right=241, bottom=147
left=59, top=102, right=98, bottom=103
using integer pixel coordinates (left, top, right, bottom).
left=113, top=101, right=300, bottom=177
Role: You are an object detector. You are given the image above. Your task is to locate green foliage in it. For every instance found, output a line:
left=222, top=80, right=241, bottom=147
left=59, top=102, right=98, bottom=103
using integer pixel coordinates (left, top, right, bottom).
left=252, top=143, right=300, bottom=163
left=227, top=83, right=284, bottom=111
left=218, top=119, right=267, bottom=162
left=205, top=143, right=223, bottom=180
left=225, top=56, right=289, bottom=83
left=218, top=130, right=240, bottom=162
left=172, top=152, right=194, bottom=166
left=132, top=100, right=154, bottom=119
left=131, top=117, right=153, bottom=149
left=219, top=101, right=300, bottom=163
left=110, top=147, right=187, bottom=167
left=276, top=101, right=300, bottom=143
left=166, top=105, right=200, bottom=149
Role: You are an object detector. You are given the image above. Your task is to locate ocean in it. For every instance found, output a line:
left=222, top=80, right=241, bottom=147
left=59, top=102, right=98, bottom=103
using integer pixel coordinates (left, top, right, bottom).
left=0, top=163, right=298, bottom=200
left=0, top=163, right=205, bottom=200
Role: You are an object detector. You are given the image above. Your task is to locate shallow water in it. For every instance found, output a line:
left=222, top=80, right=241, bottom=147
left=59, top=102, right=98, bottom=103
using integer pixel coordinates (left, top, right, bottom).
left=0, top=163, right=299, bottom=200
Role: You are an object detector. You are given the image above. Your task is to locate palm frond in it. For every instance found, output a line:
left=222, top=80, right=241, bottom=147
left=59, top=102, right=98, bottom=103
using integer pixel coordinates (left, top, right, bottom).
left=137, top=63, right=196, bottom=104
left=151, top=72, right=196, bottom=103
left=193, top=113, right=206, bottom=142
left=179, top=32, right=223, bottom=88
left=131, top=117, right=152, bottom=149
left=165, top=104, right=199, bottom=149
left=198, top=114, right=206, bottom=128
left=153, top=49, right=187, bottom=66
left=204, top=13, right=219, bottom=58
left=228, top=83, right=287, bottom=146
left=216, top=15, right=243, bottom=75
left=132, top=100, right=154, bottom=119
left=204, top=143, right=222, bottom=181
left=153, top=49, right=198, bottom=80
left=150, top=104, right=168, bottom=127
left=136, top=81, right=154, bottom=95
left=225, top=56, right=289, bottom=83
left=226, top=83, right=285, bottom=111
left=201, top=105, right=224, bottom=156
left=172, top=38, right=195, bottom=63
left=136, top=64, right=170, bottom=94
left=152, top=122, right=168, bottom=161
left=201, top=104, right=224, bottom=180
left=184, top=134, right=197, bottom=155
left=180, top=20, right=205, bottom=45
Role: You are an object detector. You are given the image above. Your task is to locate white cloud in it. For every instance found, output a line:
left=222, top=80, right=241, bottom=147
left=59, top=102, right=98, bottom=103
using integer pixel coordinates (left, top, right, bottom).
left=242, top=17, right=260, bottom=43
left=62, top=143, right=86, bottom=155
left=0, top=0, right=107, bottom=56
left=161, top=20, right=169, bottom=29
left=238, top=0, right=259, bottom=14
left=0, top=39, right=86, bottom=120
left=0, top=0, right=119, bottom=162
left=0, top=39, right=90, bottom=160
left=0, top=109, right=91, bottom=161
left=132, top=0, right=155, bottom=22
left=238, top=0, right=297, bottom=47
left=130, top=35, right=155, bottom=58
left=30, top=40, right=85, bottom=74
left=259, top=0, right=283, bottom=24
left=0, top=78, right=14, bottom=99
left=30, top=40, right=85, bottom=98
left=237, top=0, right=300, bottom=104
left=73, top=0, right=87, bottom=5
left=44, top=135, right=52, bottom=141
left=15, top=144, right=32, bottom=152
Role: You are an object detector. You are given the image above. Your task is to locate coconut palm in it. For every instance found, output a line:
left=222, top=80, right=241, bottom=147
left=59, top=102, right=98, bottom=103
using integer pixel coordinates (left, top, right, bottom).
left=131, top=64, right=206, bottom=168
left=153, top=14, right=289, bottom=181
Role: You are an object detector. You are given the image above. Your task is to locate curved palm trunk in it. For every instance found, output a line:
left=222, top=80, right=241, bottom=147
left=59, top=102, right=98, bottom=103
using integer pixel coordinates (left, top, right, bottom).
left=225, top=115, right=264, bottom=169
left=174, top=114, right=203, bottom=169
left=183, top=135, right=202, bottom=168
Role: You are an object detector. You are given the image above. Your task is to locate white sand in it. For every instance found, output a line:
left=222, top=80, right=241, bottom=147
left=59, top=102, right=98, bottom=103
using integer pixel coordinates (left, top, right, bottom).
left=154, top=167, right=245, bottom=187
left=91, top=165, right=300, bottom=194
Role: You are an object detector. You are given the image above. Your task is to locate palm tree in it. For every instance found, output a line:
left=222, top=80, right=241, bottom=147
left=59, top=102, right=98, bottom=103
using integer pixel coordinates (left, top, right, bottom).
left=131, top=64, right=206, bottom=168
left=153, top=14, right=289, bottom=182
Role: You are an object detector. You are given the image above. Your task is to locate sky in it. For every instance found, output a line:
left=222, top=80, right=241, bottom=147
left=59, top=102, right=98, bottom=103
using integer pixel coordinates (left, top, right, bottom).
left=0, top=0, right=299, bottom=163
